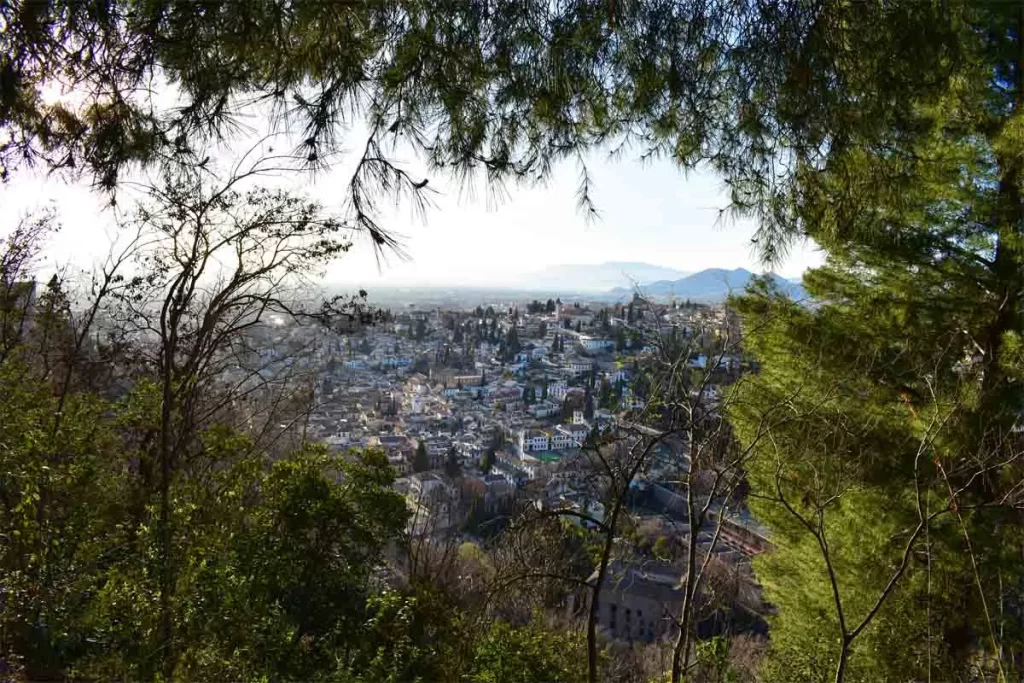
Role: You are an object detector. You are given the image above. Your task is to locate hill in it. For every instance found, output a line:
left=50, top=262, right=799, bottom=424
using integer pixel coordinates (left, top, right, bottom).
left=608, top=267, right=805, bottom=301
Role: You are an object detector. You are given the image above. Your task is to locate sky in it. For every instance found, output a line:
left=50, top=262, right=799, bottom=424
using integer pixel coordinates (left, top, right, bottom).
left=0, top=135, right=823, bottom=289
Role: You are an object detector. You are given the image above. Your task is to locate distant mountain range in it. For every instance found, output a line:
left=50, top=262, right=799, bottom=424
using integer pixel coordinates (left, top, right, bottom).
left=522, top=262, right=690, bottom=291
left=608, top=268, right=805, bottom=302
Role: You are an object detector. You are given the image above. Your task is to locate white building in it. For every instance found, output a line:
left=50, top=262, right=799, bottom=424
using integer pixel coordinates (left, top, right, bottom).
left=518, top=429, right=551, bottom=453
left=529, top=402, right=559, bottom=418
left=566, top=357, right=593, bottom=377
left=578, top=336, right=615, bottom=352
left=608, top=368, right=629, bottom=384
left=556, top=422, right=589, bottom=446
left=549, top=381, right=569, bottom=400
left=550, top=432, right=573, bottom=450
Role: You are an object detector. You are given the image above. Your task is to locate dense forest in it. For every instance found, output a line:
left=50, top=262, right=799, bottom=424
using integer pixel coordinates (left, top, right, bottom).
left=4, top=1, right=1024, bottom=682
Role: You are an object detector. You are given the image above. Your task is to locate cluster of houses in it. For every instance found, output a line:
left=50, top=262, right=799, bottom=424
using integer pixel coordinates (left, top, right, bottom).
left=263, top=296, right=766, bottom=642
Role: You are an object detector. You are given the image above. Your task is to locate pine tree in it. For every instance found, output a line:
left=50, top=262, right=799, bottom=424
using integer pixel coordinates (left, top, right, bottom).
left=728, top=12, right=1024, bottom=679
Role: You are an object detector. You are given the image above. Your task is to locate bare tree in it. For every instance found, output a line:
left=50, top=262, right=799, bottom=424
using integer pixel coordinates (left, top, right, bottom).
left=98, top=155, right=377, bottom=677
left=642, top=314, right=784, bottom=683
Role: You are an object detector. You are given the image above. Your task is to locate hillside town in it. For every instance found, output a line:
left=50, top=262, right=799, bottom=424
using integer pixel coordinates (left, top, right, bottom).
left=257, top=293, right=772, bottom=644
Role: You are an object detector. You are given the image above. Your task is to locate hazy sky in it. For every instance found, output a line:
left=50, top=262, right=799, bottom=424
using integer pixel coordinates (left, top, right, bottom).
left=0, top=139, right=822, bottom=288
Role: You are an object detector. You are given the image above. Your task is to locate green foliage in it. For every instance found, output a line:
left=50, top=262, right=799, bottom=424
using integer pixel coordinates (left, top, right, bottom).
left=467, top=619, right=587, bottom=683
left=179, top=447, right=409, bottom=681
left=349, top=587, right=468, bottom=683
left=729, top=276, right=1013, bottom=681
left=0, top=330, right=411, bottom=681
left=0, top=361, right=126, bottom=679
left=721, top=9, right=1024, bottom=679
left=344, top=587, right=586, bottom=683
left=694, top=637, right=739, bottom=683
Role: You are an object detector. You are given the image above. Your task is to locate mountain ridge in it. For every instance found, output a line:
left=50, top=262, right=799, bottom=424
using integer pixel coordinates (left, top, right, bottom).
left=608, top=267, right=804, bottom=301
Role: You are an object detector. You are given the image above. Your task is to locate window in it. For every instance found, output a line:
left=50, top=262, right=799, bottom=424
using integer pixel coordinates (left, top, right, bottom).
left=609, top=604, right=617, bottom=632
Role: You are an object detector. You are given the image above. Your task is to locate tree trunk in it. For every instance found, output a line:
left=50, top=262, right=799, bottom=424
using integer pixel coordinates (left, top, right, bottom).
left=158, top=355, right=176, bottom=682
left=833, top=640, right=850, bottom=683
left=671, top=466, right=699, bottom=683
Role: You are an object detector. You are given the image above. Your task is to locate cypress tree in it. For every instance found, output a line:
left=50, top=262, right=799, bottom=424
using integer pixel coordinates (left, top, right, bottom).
left=413, top=441, right=430, bottom=473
